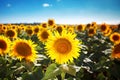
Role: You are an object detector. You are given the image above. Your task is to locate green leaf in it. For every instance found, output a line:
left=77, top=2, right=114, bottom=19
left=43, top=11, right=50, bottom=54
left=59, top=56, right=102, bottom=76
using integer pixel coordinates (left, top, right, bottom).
left=42, top=63, right=61, bottom=80
left=22, top=67, right=43, bottom=80
left=60, top=65, right=76, bottom=76
left=97, top=72, right=105, bottom=80
left=3, top=78, right=8, bottom=80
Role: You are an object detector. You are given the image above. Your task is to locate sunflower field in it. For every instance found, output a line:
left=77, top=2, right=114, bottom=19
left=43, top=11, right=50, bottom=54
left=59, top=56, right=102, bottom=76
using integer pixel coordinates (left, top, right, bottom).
left=0, top=19, right=120, bottom=80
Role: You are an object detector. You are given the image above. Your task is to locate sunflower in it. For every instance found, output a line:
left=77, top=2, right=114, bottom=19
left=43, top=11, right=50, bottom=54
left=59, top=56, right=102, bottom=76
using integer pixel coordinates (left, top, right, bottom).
left=110, top=32, right=120, bottom=44
left=67, top=26, right=75, bottom=33
left=103, top=28, right=112, bottom=37
left=2, top=25, right=7, bottom=33
left=100, top=23, right=109, bottom=33
left=37, top=28, right=51, bottom=42
left=86, top=23, right=91, bottom=29
left=17, top=25, right=26, bottom=34
left=25, top=27, right=33, bottom=36
left=10, top=25, right=17, bottom=30
left=45, top=30, right=81, bottom=64
left=91, top=22, right=96, bottom=27
left=50, top=25, right=57, bottom=32
left=33, top=26, right=40, bottom=34
left=76, top=24, right=85, bottom=32
left=10, top=39, right=37, bottom=62
left=91, top=22, right=98, bottom=30
left=111, top=43, right=120, bottom=59
left=0, top=24, right=3, bottom=29
left=20, top=24, right=26, bottom=31
left=5, top=29, right=17, bottom=39
left=41, top=23, right=48, bottom=28
left=48, top=19, right=55, bottom=27
left=0, top=35, right=11, bottom=55
left=63, top=25, right=68, bottom=29
left=88, top=27, right=96, bottom=36
left=0, top=24, right=3, bottom=34
left=55, top=25, right=64, bottom=34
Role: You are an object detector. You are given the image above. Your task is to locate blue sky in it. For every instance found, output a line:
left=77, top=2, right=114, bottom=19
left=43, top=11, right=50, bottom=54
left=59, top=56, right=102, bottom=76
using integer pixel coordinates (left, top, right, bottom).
left=0, top=0, right=120, bottom=24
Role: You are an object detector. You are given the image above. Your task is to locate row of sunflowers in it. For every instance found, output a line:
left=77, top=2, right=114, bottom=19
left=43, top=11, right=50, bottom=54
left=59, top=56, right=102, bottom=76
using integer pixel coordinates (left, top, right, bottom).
left=0, top=19, right=120, bottom=80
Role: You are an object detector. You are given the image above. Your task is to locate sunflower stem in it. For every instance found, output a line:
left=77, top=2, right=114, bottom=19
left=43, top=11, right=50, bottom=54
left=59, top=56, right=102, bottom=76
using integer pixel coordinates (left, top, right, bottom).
left=61, top=72, right=66, bottom=80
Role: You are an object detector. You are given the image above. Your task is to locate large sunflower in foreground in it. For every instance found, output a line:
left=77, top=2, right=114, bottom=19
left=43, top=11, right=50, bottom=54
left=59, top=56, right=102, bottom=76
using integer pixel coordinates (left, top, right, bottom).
left=0, top=36, right=11, bottom=55
left=45, top=30, right=81, bottom=64
left=10, top=39, right=37, bottom=62
left=111, top=43, right=120, bottom=59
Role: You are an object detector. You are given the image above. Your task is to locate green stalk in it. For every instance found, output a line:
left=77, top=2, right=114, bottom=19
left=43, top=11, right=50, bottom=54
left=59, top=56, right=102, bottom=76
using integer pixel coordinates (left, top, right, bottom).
left=61, top=72, right=66, bottom=80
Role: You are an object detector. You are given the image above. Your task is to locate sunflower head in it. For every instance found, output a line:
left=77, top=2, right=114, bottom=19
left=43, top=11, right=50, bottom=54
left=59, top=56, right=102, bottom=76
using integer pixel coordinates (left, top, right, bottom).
left=103, top=28, right=112, bottom=37
left=67, top=26, right=75, bottom=33
left=76, top=24, right=86, bottom=32
left=11, top=25, right=17, bottom=30
left=55, top=25, right=64, bottom=34
left=45, top=29, right=81, bottom=64
left=2, top=25, right=7, bottom=32
left=91, top=22, right=96, bottom=27
left=41, top=23, right=48, bottom=28
left=25, top=27, right=33, bottom=36
left=76, top=24, right=83, bottom=32
left=86, top=23, right=91, bottom=29
left=100, top=24, right=109, bottom=33
left=5, top=29, right=17, bottom=39
left=63, top=25, right=68, bottom=29
left=19, top=24, right=26, bottom=31
left=88, top=27, right=96, bottom=36
left=33, top=26, right=40, bottom=34
left=111, top=43, right=120, bottom=59
left=10, top=39, right=37, bottom=62
left=110, top=32, right=120, bottom=44
left=0, top=24, right=3, bottom=28
left=0, top=36, right=11, bottom=55
left=37, top=28, right=51, bottom=42
left=0, top=24, right=4, bottom=34
left=48, top=19, right=55, bottom=27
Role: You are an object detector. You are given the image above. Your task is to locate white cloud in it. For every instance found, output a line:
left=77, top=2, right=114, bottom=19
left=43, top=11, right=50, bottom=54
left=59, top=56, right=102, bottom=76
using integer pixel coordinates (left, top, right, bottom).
left=42, top=3, right=52, bottom=7
left=6, top=3, right=11, bottom=7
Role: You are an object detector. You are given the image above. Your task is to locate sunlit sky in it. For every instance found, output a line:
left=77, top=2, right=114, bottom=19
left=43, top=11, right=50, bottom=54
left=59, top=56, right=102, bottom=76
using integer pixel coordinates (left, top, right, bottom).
left=0, top=0, right=120, bottom=24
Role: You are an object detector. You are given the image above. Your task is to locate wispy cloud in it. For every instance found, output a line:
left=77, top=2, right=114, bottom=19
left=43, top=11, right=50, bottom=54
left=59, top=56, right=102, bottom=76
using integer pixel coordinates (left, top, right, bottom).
left=6, top=3, right=11, bottom=7
left=42, top=3, right=52, bottom=7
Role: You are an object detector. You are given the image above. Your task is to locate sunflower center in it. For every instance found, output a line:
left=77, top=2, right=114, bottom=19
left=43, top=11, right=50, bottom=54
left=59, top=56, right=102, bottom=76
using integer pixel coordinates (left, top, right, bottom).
left=15, top=42, right=32, bottom=57
left=89, top=29, right=94, bottom=34
left=54, top=38, right=72, bottom=54
left=6, top=30, right=15, bottom=37
left=34, top=28, right=39, bottom=33
left=113, top=35, right=120, bottom=41
left=56, top=26, right=62, bottom=33
left=101, top=25, right=106, bottom=31
left=26, top=29, right=33, bottom=35
left=77, top=25, right=82, bottom=31
left=12, top=26, right=15, bottom=29
left=0, top=40, right=7, bottom=51
left=113, top=44, right=120, bottom=54
left=48, top=20, right=54, bottom=26
left=3, top=27, right=6, bottom=30
left=41, top=31, right=49, bottom=39
left=42, top=23, right=47, bottom=28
